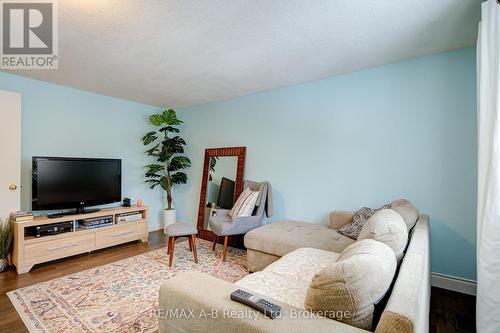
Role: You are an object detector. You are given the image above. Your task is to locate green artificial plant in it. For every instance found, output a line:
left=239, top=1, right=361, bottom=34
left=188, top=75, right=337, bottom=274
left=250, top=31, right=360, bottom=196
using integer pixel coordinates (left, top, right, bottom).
left=142, top=109, right=191, bottom=210
left=0, top=217, right=14, bottom=260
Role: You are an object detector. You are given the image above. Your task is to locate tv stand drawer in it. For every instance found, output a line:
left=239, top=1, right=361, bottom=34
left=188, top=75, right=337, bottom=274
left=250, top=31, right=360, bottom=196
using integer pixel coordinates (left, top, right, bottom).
left=95, top=222, right=144, bottom=249
left=25, top=233, right=95, bottom=266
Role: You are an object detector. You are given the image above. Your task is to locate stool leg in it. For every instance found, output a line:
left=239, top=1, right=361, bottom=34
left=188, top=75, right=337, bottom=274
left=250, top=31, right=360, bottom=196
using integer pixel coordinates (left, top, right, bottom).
left=166, top=237, right=170, bottom=254
left=212, top=234, right=217, bottom=251
left=222, top=236, right=228, bottom=262
left=191, top=235, right=198, bottom=264
left=168, top=237, right=175, bottom=267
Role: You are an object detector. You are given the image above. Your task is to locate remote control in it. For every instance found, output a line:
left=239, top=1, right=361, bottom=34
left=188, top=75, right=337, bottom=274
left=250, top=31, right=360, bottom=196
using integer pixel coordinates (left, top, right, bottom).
left=230, top=289, right=281, bottom=319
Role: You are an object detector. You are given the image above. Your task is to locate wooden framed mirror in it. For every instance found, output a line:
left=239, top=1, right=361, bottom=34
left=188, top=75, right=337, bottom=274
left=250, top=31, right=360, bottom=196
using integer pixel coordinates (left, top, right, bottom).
left=196, top=147, right=246, bottom=242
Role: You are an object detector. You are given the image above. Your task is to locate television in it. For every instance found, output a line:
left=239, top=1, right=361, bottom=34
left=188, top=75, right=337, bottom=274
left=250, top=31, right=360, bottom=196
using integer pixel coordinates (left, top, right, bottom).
left=32, top=157, right=122, bottom=213
left=217, top=177, right=235, bottom=209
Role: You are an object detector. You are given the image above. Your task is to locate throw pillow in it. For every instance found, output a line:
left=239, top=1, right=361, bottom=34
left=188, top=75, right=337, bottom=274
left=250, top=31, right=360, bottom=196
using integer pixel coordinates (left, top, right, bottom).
left=338, top=203, right=391, bottom=240
left=357, top=209, right=408, bottom=261
left=390, top=199, right=419, bottom=231
left=229, top=187, right=260, bottom=217
left=304, top=239, right=397, bottom=330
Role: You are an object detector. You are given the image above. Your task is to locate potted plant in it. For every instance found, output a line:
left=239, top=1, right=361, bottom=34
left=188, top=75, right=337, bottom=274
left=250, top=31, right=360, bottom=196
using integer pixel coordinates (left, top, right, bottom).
left=143, top=109, right=191, bottom=228
left=0, top=217, right=14, bottom=272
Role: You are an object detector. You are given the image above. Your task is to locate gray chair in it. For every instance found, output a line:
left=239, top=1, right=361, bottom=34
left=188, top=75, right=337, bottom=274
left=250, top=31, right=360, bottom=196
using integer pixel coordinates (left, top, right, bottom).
left=209, top=180, right=271, bottom=261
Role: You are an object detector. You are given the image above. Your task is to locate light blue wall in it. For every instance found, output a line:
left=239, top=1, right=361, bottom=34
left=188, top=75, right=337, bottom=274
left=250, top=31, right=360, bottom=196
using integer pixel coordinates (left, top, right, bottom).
left=0, top=47, right=477, bottom=280
left=176, top=48, right=477, bottom=280
left=0, top=72, right=164, bottom=229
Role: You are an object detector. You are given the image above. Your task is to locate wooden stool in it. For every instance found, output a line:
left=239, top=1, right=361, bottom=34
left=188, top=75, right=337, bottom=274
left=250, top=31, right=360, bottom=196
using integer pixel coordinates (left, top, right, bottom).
left=164, top=222, right=198, bottom=267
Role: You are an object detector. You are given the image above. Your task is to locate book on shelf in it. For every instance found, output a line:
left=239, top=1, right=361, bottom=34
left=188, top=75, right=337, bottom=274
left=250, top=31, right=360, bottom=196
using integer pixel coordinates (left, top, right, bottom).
left=11, top=211, right=33, bottom=222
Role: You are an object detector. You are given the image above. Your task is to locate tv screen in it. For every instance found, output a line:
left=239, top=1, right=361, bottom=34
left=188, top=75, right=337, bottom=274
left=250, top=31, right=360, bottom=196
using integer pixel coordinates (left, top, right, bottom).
left=32, top=157, right=122, bottom=211
left=217, top=177, right=235, bottom=209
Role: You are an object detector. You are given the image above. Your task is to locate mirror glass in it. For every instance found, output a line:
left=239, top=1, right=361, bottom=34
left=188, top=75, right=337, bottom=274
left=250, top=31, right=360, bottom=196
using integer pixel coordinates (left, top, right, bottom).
left=202, top=156, right=238, bottom=230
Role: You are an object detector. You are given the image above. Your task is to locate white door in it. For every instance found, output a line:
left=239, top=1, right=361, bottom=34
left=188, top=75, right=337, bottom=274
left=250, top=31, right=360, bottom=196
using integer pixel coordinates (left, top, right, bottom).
left=0, top=90, right=21, bottom=222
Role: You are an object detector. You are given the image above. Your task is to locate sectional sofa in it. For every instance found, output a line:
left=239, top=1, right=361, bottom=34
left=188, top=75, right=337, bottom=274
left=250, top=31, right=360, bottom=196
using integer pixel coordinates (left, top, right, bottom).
left=158, top=201, right=429, bottom=333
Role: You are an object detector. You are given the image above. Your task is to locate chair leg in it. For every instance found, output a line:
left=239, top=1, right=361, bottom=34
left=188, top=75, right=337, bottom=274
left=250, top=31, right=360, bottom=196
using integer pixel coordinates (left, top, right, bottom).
left=166, top=236, right=170, bottom=254
left=168, top=237, right=175, bottom=267
left=191, top=235, right=198, bottom=264
left=212, top=234, right=217, bottom=251
left=188, top=237, right=193, bottom=252
left=222, top=236, right=228, bottom=262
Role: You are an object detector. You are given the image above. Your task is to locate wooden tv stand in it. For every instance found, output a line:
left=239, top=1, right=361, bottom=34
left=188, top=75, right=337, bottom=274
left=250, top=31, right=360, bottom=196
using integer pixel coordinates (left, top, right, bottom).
left=12, top=206, right=148, bottom=274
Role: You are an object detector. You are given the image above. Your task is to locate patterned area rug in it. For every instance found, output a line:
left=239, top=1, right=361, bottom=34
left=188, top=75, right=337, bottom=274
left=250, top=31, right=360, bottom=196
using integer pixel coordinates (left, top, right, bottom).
left=8, top=239, right=248, bottom=333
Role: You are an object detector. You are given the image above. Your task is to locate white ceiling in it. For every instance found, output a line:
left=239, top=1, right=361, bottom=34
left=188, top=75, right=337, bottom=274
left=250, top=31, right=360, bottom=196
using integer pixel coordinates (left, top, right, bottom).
left=4, top=0, right=481, bottom=108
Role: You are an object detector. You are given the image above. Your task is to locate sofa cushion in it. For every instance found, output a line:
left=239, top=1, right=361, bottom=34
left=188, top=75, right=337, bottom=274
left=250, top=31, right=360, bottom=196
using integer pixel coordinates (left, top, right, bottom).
left=244, top=220, right=355, bottom=257
left=338, top=204, right=391, bottom=240
left=357, top=209, right=408, bottom=261
left=263, top=247, right=340, bottom=284
left=235, top=270, right=308, bottom=309
left=304, top=239, right=397, bottom=330
left=390, top=199, right=419, bottom=230
left=236, top=247, right=339, bottom=308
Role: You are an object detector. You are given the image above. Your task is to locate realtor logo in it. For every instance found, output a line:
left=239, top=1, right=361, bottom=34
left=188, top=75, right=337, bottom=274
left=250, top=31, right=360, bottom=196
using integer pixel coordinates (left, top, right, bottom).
left=1, top=0, right=58, bottom=69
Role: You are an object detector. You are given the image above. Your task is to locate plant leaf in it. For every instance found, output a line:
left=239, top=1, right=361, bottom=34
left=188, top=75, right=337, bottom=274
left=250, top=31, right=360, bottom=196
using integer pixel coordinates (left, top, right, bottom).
left=145, top=163, right=163, bottom=173
left=160, top=176, right=172, bottom=192
left=145, top=143, right=160, bottom=156
left=167, top=156, right=191, bottom=172
left=145, top=179, right=160, bottom=189
left=162, top=109, right=183, bottom=126
left=159, top=126, right=180, bottom=133
left=149, top=114, right=164, bottom=126
left=142, top=131, right=158, bottom=145
left=171, top=172, right=188, bottom=185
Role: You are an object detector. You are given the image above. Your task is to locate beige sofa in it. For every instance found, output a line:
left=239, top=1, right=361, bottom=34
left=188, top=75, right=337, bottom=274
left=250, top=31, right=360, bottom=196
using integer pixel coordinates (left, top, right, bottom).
left=244, top=212, right=356, bottom=272
left=158, top=213, right=430, bottom=333
left=244, top=199, right=419, bottom=272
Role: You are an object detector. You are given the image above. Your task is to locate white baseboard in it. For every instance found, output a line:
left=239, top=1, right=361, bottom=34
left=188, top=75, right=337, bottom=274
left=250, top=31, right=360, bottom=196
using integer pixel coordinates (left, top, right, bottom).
left=431, top=272, right=477, bottom=296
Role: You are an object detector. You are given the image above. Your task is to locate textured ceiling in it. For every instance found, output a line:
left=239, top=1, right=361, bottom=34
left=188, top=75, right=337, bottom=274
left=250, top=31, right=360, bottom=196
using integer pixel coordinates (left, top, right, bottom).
left=4, top=0, right=481, bottom=108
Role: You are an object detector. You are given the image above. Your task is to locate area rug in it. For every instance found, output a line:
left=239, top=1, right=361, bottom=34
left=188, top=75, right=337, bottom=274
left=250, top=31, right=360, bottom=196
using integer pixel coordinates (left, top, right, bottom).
left=7, top=239, right=248, bottom=333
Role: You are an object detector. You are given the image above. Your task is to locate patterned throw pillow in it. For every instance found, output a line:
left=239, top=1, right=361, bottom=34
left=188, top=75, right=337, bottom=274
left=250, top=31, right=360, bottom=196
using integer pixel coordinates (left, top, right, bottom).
left=229, top=187, right=260, bottom=217
left=338, top=204, right=392, bottom=240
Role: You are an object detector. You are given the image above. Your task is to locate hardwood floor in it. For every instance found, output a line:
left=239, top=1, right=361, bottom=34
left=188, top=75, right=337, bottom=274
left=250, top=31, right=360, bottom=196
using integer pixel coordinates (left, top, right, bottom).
left=431, top=287, right=476, bottom=333
left=0, top=230, right=169, bottom=333
left=0, top=229, right=476, bottom=332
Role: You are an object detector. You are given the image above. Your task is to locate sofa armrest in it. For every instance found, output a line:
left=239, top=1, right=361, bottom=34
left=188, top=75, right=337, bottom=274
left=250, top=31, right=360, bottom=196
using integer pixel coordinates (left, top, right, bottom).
left=158, top=272, right=366, bottom=333
left=329, top=211, right=355, bottom=230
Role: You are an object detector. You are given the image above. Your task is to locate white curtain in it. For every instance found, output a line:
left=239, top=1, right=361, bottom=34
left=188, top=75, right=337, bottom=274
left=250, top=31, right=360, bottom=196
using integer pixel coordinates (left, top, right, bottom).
left=477, top=1, right=500, bottom=332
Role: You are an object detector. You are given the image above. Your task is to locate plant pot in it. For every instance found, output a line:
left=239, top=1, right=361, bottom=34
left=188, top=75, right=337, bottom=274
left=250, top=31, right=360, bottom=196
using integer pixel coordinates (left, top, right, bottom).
left=0, top=258, right=9, bottom=272
left=163, top=209, right=176, bottom=231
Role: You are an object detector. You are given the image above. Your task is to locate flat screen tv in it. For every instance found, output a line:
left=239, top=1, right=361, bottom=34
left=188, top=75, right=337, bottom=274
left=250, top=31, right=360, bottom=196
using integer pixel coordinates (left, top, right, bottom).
left=217, top=177, right=235, bottom=209
left=32, top=157, right=122, bottom=213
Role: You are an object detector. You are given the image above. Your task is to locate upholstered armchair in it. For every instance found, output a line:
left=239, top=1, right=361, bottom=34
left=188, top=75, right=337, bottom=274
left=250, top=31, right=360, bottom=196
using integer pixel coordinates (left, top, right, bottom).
left=209, top=180, right=271, bottom=261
